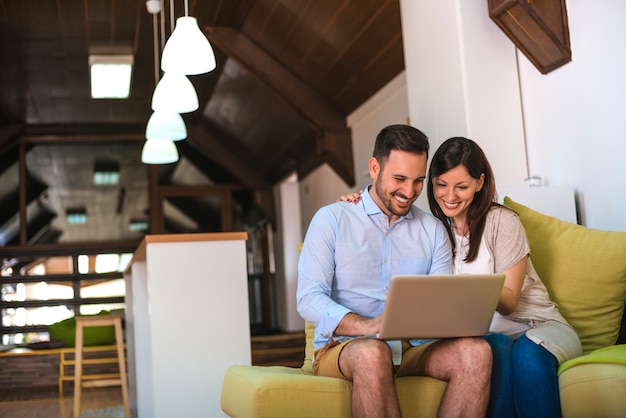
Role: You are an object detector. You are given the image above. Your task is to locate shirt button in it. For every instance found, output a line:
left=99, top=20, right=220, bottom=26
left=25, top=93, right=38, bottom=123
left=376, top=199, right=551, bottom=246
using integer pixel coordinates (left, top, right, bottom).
left=384, top=258, right=389, bottom=263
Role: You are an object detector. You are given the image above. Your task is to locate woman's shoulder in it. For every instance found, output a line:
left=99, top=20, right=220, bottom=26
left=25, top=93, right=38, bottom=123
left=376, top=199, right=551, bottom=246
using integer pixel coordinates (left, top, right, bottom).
left=487, top=203, right=519, bottom=223
left=487, top=203, right=526, bottom=239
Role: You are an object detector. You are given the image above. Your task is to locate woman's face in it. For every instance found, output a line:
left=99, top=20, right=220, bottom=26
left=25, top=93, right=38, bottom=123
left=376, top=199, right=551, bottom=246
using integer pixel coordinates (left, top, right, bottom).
left=432, top=164, right=484, bottom=224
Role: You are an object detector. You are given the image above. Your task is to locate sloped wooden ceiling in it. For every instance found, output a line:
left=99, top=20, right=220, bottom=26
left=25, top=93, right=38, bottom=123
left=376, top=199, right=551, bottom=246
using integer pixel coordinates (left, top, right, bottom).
left=0, top=0, right=405, bottom=246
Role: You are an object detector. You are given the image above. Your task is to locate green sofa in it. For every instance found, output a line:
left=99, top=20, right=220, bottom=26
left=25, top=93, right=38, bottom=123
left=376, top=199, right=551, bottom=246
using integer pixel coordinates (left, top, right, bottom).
left=221, top=197, right=626, bottom=417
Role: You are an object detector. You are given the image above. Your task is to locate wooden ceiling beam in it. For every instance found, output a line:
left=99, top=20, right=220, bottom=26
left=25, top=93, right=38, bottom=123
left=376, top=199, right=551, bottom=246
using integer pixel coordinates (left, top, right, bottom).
left=204, top=26, right=355, bottom=186
left=204, top=26, right=346, bottom=131
left=184, top=120, right=271, bottom=191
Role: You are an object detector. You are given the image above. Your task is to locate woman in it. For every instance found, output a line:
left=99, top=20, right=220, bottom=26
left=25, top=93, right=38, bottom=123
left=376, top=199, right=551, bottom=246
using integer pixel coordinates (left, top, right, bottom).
left=339, top=137, right=582, bottom=417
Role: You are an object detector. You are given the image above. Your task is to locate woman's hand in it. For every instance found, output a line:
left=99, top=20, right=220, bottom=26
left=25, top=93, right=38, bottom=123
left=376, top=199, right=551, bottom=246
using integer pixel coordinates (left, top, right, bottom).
left=337, top=189, right=364, bottom=203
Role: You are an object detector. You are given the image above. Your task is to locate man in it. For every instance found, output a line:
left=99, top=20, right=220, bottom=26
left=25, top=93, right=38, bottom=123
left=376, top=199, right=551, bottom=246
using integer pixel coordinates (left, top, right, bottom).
left=297, top=124, right=492, bottom=417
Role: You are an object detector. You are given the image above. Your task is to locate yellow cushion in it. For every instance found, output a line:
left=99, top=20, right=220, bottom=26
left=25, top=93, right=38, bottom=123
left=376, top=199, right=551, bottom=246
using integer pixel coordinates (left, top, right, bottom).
left=301, top=321, right=315, bottom=373
left=221, top=365, right=352, bottom=417
left=220, top=364, right=445, bottom=418
left=559, top=344, right=626, bottom=374
left=504, top=197, right=626, bottom=354
left=559, top=354, right=626, bottom=417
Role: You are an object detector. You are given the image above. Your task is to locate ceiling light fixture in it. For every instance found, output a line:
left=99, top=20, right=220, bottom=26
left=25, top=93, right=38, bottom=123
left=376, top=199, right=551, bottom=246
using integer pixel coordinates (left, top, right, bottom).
left=160, top=1, right=216, bottom=75
left=142, top=0, right=183, bottom=164
left=142, top=0, right=216, bottom=165
left=89, top=55, right=134, bottom=99
left=66, top=208, right=87, bottom=225
left=129, top=219, right=149, bottom=232
left=145, top=110, right=187, bottom=141
left=151, top=72, right=199, bottom=113
left=141, top=139, right=179, bottom=164
left=93, top=161, right=121, bottom=186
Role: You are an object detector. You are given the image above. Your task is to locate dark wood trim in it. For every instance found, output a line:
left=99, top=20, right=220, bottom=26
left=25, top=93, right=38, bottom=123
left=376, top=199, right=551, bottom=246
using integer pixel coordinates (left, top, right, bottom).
left=0, top=241, right=141, bottom=257
left=488, top=0, right=571, bottom=74
left=158, top=184, right=247, bottom=196
left=19, top=133, right=145, bottom=143
left=18, top=141, right=27, bottom=245
left=147, top=164, right=163, bottom=234
left=1, top=297, right=124, bottom=310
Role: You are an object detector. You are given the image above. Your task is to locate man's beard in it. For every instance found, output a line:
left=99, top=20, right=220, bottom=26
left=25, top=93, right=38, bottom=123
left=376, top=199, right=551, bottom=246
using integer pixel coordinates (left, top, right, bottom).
left=374, top=176, right=415, bottom=217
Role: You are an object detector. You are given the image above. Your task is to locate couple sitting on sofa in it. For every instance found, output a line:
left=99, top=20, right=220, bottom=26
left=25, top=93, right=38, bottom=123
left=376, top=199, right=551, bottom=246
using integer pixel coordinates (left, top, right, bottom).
left=297, top=125, right=581, bottom=417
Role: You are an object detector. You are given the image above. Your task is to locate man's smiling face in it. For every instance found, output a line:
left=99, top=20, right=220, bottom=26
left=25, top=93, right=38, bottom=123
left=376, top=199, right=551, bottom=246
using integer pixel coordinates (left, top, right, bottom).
left=368, top=149, right=428, bottom=224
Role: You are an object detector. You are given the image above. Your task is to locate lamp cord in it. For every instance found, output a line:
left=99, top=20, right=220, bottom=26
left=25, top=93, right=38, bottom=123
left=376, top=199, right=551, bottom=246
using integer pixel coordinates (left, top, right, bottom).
left=515, top=50, right=531, bottom=179
left=170, top=0, right=175, bottom=30
left=153, top=11, right=159, bottom=86
left=160, top=0, right=166, bottom=52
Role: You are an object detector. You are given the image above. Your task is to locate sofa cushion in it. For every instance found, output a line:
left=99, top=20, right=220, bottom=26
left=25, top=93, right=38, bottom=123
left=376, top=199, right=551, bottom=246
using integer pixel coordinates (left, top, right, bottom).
left=558, top=345, right=626, bottom=418
left=301, top=321, right=315, bottom=373
left=504, top=197, right=626, bottom=354
left=558, top=344, right=626, bottom=374
left=220, top=364, right=446, bottom=418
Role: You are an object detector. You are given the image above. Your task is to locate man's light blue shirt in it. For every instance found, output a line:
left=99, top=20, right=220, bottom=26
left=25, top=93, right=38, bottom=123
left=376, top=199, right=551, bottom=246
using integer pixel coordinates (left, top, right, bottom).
left=297, top=187, right=453, bottom=354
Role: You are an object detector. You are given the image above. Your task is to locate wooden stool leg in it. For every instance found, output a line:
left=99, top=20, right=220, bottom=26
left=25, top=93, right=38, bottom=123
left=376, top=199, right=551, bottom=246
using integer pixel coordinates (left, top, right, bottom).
left=114, top=317, right=131, bottom=418
left=73, top=321, right=84, bottom=418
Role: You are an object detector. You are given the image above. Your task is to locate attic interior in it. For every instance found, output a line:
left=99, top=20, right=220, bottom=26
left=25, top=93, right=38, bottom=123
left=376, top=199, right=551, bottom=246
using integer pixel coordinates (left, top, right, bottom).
left=0, top=0, right=405, bottom=341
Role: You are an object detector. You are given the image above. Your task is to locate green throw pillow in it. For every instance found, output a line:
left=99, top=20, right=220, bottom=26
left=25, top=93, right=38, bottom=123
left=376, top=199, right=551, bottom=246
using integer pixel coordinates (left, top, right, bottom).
left=49, top=311, right=116, bottom=347
left=504, top=197, right=626, bottom=354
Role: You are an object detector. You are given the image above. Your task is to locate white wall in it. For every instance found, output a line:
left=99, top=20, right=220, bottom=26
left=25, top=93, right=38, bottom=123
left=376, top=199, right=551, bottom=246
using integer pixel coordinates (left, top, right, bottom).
left=519, top=0, right=626, bottom=230
left=399, top=0, right=528, bottom=194
left=273, top=175, right=304, bottom=332
left=399, top=0, right=626, bottom=232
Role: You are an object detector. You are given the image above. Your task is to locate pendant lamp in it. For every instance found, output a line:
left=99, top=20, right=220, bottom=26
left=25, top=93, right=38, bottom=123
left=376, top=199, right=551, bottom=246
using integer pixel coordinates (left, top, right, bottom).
left=160, top=15, right=216, bottom=75
left=145, top=110, right=187, bottom=141
left=141, top=139, right=179, bottom=164
left=151, top=71, right=199, bottom=113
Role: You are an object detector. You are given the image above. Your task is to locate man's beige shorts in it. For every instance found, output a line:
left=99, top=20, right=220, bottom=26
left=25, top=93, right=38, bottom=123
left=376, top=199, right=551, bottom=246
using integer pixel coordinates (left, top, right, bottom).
left=313, top=338, right=439, bottom=379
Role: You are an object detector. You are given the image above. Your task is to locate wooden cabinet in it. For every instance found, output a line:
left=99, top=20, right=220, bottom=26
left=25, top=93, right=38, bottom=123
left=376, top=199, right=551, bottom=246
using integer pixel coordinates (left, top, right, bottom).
left=124, top=233, right=251, bottom=418
left=488, top=0, right=571, bottom=74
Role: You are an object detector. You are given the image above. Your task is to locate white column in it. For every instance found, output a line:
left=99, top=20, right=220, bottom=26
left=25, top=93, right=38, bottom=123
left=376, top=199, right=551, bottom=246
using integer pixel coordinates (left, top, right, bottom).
left=399, top=0, right=528, bottom=188
left=125, top=233, right=251, bottom=418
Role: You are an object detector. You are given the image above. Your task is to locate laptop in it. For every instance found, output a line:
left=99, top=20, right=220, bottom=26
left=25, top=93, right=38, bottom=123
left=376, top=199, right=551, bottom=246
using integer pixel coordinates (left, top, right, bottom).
left=377, top=273, right=505, bottom=340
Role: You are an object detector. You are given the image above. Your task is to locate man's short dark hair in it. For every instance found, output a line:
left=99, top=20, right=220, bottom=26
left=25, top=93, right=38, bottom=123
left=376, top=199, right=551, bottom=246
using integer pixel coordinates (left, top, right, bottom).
left=372, top=125, right=430, bottom=165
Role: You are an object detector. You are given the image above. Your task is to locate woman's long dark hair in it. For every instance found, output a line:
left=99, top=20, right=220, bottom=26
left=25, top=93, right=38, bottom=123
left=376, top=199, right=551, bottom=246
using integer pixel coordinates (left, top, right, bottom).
left=427, top=137, right=500, bottom=262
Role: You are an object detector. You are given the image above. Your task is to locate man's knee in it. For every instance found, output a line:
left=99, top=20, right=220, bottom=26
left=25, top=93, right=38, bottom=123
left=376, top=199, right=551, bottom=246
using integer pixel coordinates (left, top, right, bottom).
left=459, top=338, right=492, bottom=372
left=341, top=339, right=393, bottom=376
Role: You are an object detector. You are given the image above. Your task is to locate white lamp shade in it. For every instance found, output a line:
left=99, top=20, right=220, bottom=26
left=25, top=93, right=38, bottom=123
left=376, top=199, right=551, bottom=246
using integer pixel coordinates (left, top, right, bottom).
left=151, top=72, right=199, bottom=113
left=145, top=111, right=187, bottom=141
left=141, top=139, right=179, bottom=164
left=160, top=16, right=216, bottom=75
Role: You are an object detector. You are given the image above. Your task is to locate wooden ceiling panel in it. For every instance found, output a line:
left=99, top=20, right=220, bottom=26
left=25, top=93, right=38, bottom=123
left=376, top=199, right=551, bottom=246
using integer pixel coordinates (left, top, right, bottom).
left=203, top=62, right=317, bottom=186
left=0, top=0, right=404, bottom=245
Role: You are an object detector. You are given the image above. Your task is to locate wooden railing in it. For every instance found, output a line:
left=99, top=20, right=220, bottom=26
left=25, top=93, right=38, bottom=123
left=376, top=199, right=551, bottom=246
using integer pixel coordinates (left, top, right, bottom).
left=0, top=243, right=134, bottom=342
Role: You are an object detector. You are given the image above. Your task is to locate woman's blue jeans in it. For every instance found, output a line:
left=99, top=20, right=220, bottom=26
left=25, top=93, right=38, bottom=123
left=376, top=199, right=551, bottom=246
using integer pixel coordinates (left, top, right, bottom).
left=484, top=333, right=562, bottom=418
left=484, top=333, right=515, bottom=418
left=512, top=334, right=561, bottom=418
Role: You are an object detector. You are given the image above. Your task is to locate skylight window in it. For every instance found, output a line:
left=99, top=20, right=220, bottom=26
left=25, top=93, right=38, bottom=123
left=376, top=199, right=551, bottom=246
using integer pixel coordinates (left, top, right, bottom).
left=89, top=55, right=133, bottom=99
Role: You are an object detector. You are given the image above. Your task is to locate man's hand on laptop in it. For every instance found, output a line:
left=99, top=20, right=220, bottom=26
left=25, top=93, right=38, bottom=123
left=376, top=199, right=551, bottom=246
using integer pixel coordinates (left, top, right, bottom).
left=335, top=312, right=382, bottom=337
